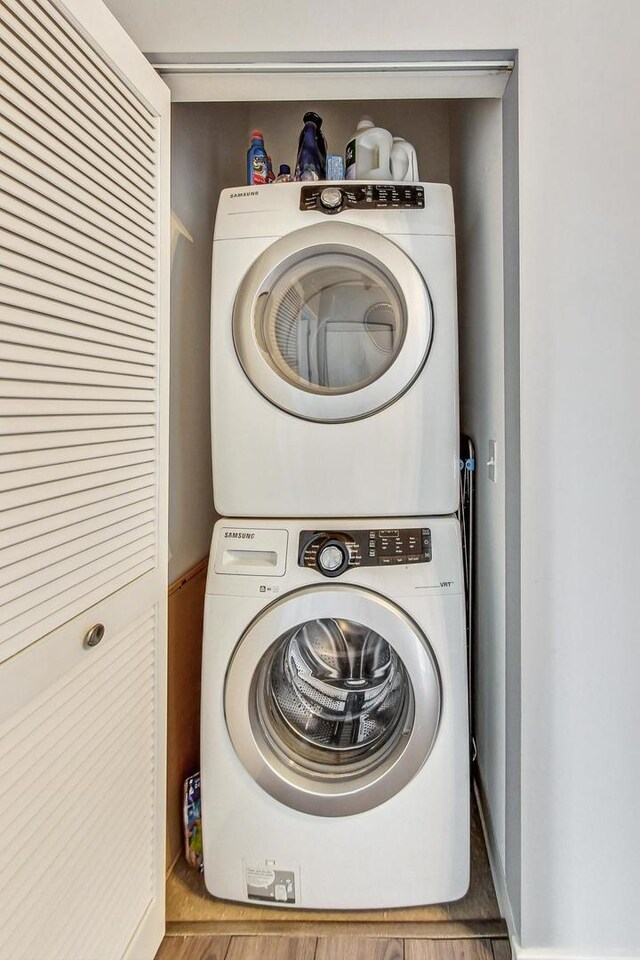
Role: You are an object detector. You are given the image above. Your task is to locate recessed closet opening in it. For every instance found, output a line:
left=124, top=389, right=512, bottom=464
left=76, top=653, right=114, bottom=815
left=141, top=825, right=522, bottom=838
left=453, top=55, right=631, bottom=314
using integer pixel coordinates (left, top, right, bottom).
left=167, top=72, right=520, bottom=929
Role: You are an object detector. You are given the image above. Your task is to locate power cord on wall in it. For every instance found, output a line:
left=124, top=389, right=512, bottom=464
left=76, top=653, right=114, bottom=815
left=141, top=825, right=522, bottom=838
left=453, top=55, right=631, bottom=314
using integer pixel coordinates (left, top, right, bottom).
left=458, top=436, right=477, bottom=764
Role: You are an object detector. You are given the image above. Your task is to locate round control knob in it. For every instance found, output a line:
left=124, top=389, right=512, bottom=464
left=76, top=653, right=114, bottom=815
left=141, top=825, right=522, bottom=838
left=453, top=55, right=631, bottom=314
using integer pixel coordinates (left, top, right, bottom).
left=317, top=540, right=348, bottom=576
left=319, top=187, right=343, bottom=210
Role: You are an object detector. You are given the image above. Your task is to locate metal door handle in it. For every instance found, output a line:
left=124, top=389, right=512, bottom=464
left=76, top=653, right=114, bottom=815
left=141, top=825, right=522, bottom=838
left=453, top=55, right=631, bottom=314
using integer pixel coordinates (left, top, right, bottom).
left=83, top=623, right=105, bottom=649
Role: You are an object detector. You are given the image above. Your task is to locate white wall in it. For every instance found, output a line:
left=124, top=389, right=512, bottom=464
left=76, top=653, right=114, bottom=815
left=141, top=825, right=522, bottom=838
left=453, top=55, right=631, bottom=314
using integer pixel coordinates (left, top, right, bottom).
left=450, top=99, right=507, bottom=873
left=104, top=2, right=640, bottom=957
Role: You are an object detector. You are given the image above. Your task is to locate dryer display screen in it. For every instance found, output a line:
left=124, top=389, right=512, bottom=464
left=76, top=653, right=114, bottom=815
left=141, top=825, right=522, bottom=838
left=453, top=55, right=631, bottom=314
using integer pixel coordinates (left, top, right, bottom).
left=299, top=527, right=432, bottom=574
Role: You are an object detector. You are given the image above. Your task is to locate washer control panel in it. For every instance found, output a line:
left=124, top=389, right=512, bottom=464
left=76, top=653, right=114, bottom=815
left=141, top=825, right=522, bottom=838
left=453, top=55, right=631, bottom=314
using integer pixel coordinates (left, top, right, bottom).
left=300, top=183, right=425, bottom=216
left=299, top=527, right=432, bottom=578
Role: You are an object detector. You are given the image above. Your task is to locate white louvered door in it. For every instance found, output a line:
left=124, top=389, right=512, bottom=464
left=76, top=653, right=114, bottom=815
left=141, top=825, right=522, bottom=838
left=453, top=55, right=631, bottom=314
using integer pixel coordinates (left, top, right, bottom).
left=0, top=0, right=169, bottom=957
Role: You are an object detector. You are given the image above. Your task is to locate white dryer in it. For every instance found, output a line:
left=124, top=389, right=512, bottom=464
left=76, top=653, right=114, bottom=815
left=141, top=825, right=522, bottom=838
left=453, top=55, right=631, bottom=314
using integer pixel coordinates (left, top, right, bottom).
left=201, top=516, right=469, bottom=909
left=210, top=182, right=459, bottom=518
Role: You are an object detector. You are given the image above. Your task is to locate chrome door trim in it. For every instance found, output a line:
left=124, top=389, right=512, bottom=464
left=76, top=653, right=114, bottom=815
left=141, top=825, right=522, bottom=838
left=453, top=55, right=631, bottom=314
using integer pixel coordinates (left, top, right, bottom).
left=232, top=223, right=433, bottom=423
left=224, top=585, right=441, bottom=816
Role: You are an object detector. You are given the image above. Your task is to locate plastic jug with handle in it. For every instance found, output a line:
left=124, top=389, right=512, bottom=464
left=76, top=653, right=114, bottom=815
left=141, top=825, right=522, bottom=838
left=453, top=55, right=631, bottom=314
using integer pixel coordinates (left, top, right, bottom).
left=390, top=137, right=420, bottom=182
left=345, top=117, right=393, bottom=180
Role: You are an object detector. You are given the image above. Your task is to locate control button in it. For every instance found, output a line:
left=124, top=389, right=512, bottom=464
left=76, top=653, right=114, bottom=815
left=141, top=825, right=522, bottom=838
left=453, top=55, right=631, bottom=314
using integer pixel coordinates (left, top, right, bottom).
left=320, top=187, right=343, bottom=210
left=318, top=544, right=344, bottom=571
left=406, top=554, right=423, bottom=563
left=391, top=556, right=406, bottom=565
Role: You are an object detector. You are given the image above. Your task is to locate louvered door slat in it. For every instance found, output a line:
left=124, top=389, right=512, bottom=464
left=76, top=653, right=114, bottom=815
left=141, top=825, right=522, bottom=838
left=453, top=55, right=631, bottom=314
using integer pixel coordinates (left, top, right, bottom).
left=1, top=149, right=156, bottom=258
left=0, top=8, right=154, bottom=170
left=0, top=449, right=156, bottom=495
left=0, top=271, right=156, bottom=335
left=2, top=515, right=154, bottom=590
left=0, top=188, right=156, bottom=285
left=0, top=473, right=154, bottom=533
left=0, top=412, right=155, bottom=435
left=0, top=628, right=152, bottom=764
left=1, top=425, right=155, bottom=454
left=0, top=318, right=155, bottom=365
left=1, top=203, right=155, bottom=293
left=0, top=115, right=155, bottom=242
left=0, top=499, right=155, bottom=567
left=0, top=397, right=156, bottom=416
left=0, top=436, right=155, bottom=473
left=0, top=607, right=157, bottom=960
left=2, top=537, right=156, bottom=641
left=2, top=342, right=155, bottom=378
left=2, top=227, right=155, bottom=305
left=0, top=358, right=155, bottom=390
left=2, top=248, right=155, bottom=317
left=0, top=26, right=155, bottom=197
left=2, top=547, right=157, bottom=660
left=0, top=484, right=153, bottom=548
left=0, top=88, right=155, bottom=222
left=0, top=521, right=155, bottom=602
left=0, top=297, right=155, bottom=348
left=17, top=0, right=156, bottom=139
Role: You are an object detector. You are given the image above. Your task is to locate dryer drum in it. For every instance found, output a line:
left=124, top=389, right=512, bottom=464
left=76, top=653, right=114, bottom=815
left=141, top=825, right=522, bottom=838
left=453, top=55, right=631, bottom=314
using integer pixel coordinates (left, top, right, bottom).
left=256, top=617, right=414, bottom=773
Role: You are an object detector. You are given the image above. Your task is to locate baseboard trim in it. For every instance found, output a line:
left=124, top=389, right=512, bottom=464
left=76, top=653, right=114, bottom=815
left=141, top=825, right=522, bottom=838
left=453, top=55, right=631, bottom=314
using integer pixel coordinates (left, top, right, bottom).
left=165, top=919, right=508, bottom=939
left=168, top=557, right=209, bottom=596
left=473, top=774, right=519, bottom=951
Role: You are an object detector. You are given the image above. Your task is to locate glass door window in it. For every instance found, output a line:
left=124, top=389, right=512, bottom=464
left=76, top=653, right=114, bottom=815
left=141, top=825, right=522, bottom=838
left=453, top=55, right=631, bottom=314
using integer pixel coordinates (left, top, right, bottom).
left=257, top=253, right=406, bottom=394
left=224, top=586, right=441, bottom=816
left=233, top=223, right=433, bottom=423
left=255, top=617, right=413, bottom=775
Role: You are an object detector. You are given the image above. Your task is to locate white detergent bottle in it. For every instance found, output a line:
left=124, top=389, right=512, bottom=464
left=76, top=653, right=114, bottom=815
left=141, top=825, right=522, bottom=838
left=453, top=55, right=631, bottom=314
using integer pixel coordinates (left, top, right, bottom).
left=345, top=117, right=393, bottom=180
left=390, top=137, right=420, bottom=182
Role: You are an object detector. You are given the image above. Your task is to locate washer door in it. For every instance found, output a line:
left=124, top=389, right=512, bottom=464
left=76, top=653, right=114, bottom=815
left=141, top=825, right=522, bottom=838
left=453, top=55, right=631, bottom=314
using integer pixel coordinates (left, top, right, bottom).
left=225, top=586, right=441, bottom=816
left=233, top=223, right=433, bottom=422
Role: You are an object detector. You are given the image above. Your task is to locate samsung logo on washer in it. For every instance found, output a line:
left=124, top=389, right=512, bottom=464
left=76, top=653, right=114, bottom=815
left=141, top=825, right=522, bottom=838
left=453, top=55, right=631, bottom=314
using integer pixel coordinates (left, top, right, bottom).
left=224, top=531, right=256, bottom=540
left=230, top=190, right=258, bottom=199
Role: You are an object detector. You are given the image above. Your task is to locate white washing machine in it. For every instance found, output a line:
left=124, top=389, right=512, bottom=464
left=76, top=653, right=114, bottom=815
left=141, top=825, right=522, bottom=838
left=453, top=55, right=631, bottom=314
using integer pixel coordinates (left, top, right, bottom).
left=210, top=182, right=459, bottom=518
left=201, top=516, right=469, bottom=909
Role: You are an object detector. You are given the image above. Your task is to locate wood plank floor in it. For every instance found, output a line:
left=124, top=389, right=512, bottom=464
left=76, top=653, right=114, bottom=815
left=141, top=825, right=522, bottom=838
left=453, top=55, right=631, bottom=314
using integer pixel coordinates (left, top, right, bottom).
left=156, top=935, right=510, bottom=960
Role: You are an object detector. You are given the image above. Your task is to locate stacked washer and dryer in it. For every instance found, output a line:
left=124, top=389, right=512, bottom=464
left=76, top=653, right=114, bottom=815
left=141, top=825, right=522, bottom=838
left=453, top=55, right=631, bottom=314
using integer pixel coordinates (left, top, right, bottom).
left=202, top=181, right=469, bottom=909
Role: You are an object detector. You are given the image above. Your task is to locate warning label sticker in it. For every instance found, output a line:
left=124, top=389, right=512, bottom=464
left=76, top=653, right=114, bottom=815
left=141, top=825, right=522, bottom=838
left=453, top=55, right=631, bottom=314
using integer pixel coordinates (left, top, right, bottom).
left=245, top=863, right=297, bottom=903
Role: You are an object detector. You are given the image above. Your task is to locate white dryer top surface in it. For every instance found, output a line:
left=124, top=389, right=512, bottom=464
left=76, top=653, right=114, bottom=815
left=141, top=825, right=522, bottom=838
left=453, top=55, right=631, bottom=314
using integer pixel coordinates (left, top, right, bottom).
left=213, top=181, right=454, bottom=241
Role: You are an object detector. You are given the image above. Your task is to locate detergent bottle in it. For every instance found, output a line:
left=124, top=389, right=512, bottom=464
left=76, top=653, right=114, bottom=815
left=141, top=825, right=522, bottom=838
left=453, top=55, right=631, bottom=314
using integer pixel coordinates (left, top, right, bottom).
left=390, top=137, right=420, bottom=182
left=345, top=117, right=393, bottom=180
left=247, top=131, right=269, bottom=185
left=274, top=164, right=294, bottom=183
left=295, top=112, right=327, bottom=181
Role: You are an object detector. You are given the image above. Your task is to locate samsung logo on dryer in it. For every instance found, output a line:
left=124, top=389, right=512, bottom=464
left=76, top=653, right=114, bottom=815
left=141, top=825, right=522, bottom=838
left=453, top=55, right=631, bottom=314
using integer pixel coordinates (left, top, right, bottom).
left=230, top=190, right=258, bottom=199
left=224, top=531, right=256, bottom=540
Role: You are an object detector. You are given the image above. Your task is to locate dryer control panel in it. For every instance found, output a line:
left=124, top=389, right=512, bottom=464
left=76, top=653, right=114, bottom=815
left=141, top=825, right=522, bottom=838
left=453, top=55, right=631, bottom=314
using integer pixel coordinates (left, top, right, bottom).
left=300, top=183, right=425, bottom=215
left=299, top=527, right=432, bottom=578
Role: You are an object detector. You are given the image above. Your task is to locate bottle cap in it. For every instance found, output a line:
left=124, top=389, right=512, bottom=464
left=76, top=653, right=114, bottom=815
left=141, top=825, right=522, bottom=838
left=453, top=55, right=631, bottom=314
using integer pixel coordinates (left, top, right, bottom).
left=357, top=117, right=375, bottom=130
left=250, top=130, right=264, bottom=140
left=303, top=111, right=323, bottom=127
left=279, top=164, right=291, bottom=175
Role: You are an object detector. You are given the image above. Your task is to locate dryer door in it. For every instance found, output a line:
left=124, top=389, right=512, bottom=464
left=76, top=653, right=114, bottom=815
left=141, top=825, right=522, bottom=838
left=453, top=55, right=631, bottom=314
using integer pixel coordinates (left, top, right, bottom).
left=233, top=223, right=433, bottom=422
left=225, top=585, right=441, bottom=816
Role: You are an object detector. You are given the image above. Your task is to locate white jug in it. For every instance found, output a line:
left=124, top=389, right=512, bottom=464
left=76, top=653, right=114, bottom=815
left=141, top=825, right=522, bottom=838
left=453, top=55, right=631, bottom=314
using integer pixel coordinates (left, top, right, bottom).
left=345, top=118, right=393, bottom=181
left=390, top=137, right=420, bottom=182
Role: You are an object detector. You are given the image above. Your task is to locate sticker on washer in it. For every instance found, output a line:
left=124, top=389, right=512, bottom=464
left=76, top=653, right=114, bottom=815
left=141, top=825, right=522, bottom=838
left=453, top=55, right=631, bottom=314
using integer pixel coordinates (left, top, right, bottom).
left=245, top=861, right=297, bottom=903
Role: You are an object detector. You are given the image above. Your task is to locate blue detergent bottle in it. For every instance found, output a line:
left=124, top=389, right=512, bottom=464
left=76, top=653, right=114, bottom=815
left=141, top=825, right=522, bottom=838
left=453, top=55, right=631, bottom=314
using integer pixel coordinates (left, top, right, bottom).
left=247, top=130, right=269, bottom=185
left=295, top=112, right=327, bottom=181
